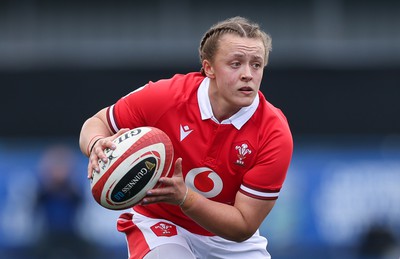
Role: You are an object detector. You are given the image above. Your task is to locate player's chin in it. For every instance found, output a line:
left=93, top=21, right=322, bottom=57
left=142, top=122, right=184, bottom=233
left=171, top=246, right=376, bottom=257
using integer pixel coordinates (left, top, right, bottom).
left=235, top=95, right=256, bottom=107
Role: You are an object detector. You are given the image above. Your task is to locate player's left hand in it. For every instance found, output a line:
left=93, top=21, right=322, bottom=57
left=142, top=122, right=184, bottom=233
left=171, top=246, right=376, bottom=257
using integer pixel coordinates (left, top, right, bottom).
left=141, top=158, right=188, bottom=206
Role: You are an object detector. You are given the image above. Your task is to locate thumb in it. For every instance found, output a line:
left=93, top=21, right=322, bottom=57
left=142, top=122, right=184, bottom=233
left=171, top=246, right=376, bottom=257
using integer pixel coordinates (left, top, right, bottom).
left=173, top=158, right=183, bottom=178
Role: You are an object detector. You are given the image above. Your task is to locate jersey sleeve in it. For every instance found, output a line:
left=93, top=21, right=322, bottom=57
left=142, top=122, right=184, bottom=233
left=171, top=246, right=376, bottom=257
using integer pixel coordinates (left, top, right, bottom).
left=239, top=111, right=293, bottom=200
left=106, top=73, right=203, bottom=133
left=106, top=81, right=170, bottom=133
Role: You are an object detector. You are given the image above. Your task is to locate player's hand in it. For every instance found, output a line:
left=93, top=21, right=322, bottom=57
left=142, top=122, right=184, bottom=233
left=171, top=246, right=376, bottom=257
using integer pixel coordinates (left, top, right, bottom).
left=142, top=158, right=188, bottom=206
left=87, top=128, right=130, bottom=179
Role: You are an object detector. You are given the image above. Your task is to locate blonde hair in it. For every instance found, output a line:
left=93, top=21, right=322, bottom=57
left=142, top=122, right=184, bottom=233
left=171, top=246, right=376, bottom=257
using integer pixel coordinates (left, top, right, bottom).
left=199, top=16, right=272, bottom=76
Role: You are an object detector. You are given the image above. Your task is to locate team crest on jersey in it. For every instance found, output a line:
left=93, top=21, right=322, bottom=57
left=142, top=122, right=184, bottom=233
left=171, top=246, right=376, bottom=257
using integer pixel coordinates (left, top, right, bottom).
left=150, top=222, right=177, bottom=237
left=232, top=141, right=254, bottom=167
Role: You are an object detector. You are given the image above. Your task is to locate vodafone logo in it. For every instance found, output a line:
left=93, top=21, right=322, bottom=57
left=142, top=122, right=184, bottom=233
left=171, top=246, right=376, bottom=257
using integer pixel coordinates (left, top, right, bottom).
left=185, top=167, right=223, bottom=198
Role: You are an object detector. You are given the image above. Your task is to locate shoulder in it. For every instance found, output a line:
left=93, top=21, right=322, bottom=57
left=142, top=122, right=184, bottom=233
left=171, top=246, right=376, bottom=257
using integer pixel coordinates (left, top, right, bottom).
left=120, top=72, right=205, bottom=104
left=108, top=72, right=205, bottom=132
left=251, top=92, right=293, bottom=160
left=254, top=92, right=291, bottom=135
left=136, top=72, right=203, bottom=101
left=146, top=72, right=205, bottom=112
left=149, top=72, right=204, bottom=89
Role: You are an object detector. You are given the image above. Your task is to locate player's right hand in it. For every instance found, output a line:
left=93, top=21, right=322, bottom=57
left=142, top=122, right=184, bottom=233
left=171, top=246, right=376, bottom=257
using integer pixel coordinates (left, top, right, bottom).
left=87, top=128, right=130, bottom=179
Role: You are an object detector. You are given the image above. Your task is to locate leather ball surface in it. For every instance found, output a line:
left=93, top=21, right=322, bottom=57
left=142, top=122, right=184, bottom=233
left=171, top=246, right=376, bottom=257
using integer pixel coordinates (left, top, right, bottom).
left=91, top=127, right=174, bottom=210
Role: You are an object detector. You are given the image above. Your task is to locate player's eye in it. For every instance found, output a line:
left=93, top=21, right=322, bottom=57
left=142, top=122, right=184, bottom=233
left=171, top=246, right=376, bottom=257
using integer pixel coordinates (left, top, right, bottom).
left=231, top=62, right=241, bottom=68
left=252, top=63, right=262, bottom=69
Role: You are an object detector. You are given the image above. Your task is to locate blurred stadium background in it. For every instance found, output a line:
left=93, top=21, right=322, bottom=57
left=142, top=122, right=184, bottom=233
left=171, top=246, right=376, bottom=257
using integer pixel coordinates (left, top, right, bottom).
left=1, top=0, right=399, bottom=258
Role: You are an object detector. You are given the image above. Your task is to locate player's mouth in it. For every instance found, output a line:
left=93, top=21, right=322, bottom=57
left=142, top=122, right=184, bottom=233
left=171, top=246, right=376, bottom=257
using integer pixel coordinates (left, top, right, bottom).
left=238, top=86, right=253, bottom=95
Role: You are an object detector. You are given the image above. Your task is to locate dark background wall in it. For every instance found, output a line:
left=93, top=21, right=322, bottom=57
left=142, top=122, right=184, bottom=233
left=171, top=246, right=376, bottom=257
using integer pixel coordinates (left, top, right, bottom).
left=1, top=0, right=399, bottom=138
left=2, top=67, right=400, bottom=138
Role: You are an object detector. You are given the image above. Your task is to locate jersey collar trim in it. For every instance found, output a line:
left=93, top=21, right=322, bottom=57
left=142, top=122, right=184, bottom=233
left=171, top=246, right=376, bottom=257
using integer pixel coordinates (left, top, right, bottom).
left=197, top=77, right=259, bottom=130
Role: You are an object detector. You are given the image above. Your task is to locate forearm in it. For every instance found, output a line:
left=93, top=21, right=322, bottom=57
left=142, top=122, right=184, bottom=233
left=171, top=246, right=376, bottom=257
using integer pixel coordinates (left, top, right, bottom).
left=181, top=190, right=257, bottom=242
left=79, top=111, right=112, bottom=157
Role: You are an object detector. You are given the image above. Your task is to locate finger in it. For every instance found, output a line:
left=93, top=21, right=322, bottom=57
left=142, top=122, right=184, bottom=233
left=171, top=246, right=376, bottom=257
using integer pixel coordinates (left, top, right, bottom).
left=142, top=196, right=166, bottom=205
left=173, top=158, right=183, bottom=177
left=92, top=146, right=106, bottom=164
left=142, top=188, right=170, bottom=205
left=113, top=128, right=131, bottom=139
left=87, top=162, right=93, bottom=179
left=87, top=130, right=129, bottom=179
left=93, top=138, right=115, bottom=163
left=158, top=158, right=182, bottom=185
left=88, top=156, right=99, bottom=179
left=147, top=185, right=174, bottom=196
left=89, top=153, right=100, bottom=172
left=97, top=129, right=128, bottom=161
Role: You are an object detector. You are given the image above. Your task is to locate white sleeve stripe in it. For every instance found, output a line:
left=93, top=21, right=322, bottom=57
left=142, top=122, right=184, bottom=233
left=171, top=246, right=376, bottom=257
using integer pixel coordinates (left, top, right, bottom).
left=108, top=105, right=119, bottom=133
left=240, top=184, right=280, bottom=198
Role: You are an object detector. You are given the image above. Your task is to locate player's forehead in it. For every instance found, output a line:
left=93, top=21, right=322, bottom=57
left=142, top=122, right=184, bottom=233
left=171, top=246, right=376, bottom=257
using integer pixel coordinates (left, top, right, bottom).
left=217, top=34, right=265, bottom=59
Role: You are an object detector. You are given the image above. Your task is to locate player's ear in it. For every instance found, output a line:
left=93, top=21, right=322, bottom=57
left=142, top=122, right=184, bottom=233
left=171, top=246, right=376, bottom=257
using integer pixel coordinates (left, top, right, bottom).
left=202, top=60, right=215, bottom=79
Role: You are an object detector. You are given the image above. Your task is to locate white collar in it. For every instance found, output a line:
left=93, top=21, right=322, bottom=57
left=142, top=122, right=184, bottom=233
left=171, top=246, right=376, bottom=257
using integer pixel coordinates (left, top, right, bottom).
left=197, top=77, right=259, bottom=130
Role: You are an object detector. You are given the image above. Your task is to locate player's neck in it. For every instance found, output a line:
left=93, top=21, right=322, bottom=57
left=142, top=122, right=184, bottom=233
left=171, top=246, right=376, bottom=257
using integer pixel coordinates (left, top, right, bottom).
left=209, top=95, right=240, bottom=122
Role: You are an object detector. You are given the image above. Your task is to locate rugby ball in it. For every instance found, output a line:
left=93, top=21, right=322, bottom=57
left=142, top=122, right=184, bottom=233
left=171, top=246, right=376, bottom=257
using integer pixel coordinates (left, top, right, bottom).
left=90, top=127, right=174, bottom=210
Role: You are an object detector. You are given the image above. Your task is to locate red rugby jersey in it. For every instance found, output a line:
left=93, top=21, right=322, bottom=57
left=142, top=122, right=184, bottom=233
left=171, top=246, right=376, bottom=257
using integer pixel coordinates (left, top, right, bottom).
left=106, top=72, right=293, bottom=235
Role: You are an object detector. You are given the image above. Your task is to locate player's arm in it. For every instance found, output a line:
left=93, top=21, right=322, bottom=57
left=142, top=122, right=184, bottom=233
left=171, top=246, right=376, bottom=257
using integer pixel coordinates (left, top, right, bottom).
left=79, top=107, right=129, bottom=178
left=183, top=188, right=275, bottom=242
left=79, top=108, right=112, bottom=157
left=143, top=158, right=276, bottom=242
